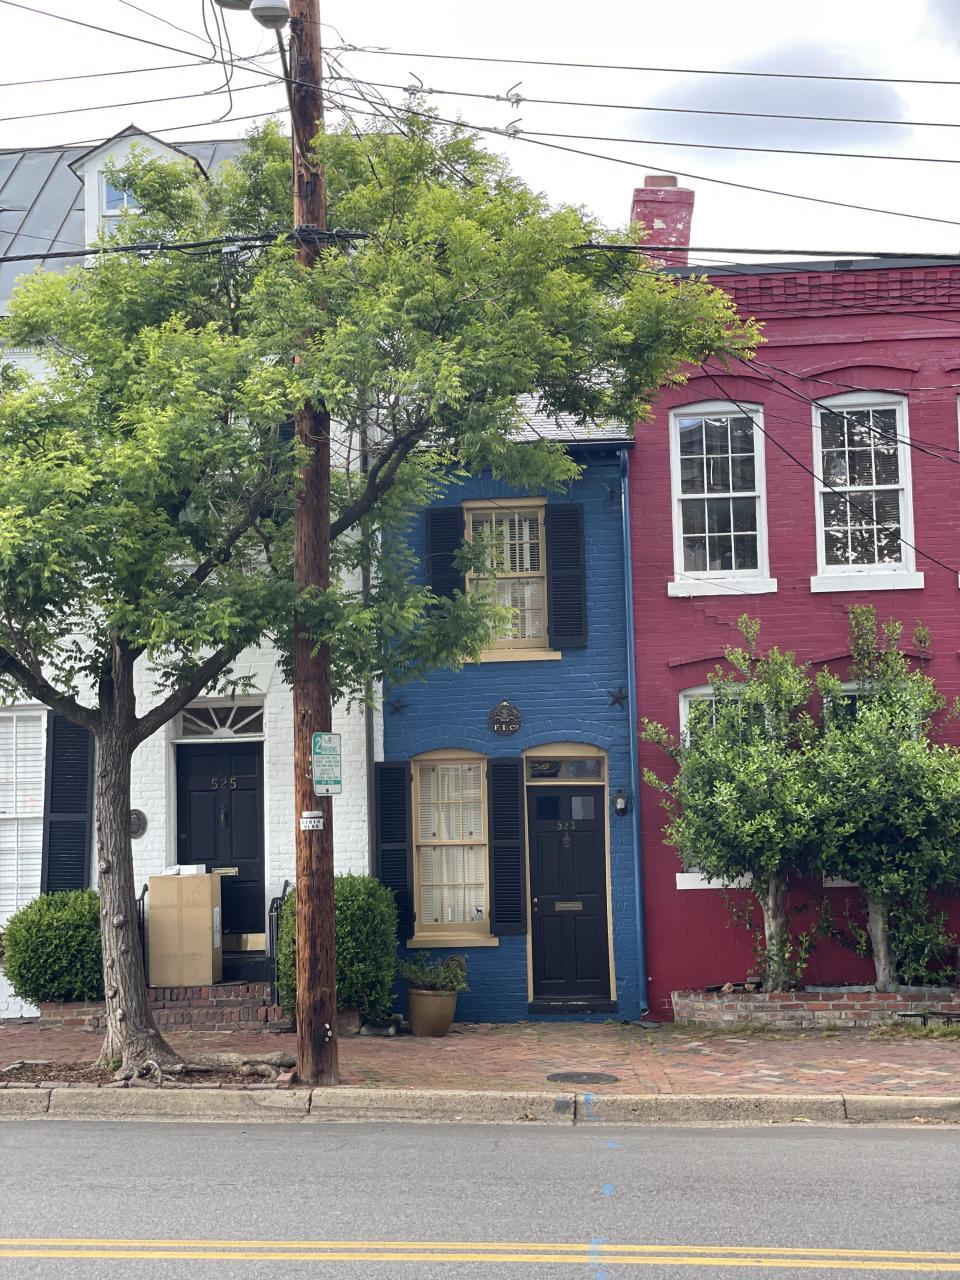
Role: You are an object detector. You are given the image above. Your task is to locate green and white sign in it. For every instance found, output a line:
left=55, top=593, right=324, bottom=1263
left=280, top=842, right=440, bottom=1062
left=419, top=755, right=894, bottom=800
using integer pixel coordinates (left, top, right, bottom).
left=311, top=732, right=342, bottom=796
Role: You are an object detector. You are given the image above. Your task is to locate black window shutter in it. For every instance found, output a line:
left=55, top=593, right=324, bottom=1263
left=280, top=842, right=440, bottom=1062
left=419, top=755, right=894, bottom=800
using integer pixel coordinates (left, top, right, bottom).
left=375, top=761, right=414, bottom=939
left=426, top=507, right=465, bottom=599
left=41, top=713, right=94, bottom=895
left=545, top=503, right=587, bottom=649
left=487, top=758, right=526, bottom=936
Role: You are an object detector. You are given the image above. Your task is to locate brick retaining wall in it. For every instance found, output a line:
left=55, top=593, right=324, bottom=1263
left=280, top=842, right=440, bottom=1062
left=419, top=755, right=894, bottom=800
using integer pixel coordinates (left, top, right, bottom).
left=29, top=982, right=291, bottom=1032
left=672, top=987, right=960, bottom=1029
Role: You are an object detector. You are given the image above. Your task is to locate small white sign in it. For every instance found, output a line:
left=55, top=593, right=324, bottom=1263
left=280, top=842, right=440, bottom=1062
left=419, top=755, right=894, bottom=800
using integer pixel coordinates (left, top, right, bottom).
left=300, top=810, right=324, bottom=831
left=311, top=731, right=342, bottom=796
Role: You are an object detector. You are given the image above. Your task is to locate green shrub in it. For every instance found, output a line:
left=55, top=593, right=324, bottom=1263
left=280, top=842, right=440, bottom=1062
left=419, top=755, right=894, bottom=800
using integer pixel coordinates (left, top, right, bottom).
left=2, top=891, right=103, bottom=1004
left=399, top=953, right=468, bottom=993
left=277, top=874, right=398, bottom=1021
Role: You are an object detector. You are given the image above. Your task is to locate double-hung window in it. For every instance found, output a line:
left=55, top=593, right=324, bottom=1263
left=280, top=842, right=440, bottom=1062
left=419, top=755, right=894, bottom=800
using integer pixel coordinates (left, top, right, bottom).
left=812, top=393, right=921, bottom=591
left=101, top=178, right=141, bottom=233
left=0, top=711, right=45, bottom=923
left=668, top=402, right=775, bottom=597
left=465, top=500, right=547, bottom=649
left=413, top=754, right=490, bottom=942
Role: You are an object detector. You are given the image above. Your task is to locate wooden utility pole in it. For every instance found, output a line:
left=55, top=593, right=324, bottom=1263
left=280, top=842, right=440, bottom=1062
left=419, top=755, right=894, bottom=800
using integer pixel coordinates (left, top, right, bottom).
left=288, top=0, right=339, bottom=1085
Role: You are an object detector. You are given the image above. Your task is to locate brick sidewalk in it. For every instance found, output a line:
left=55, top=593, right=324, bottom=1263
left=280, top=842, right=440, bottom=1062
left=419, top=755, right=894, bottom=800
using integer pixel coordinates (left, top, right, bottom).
left=2, top=1018, right=959, bottom=1095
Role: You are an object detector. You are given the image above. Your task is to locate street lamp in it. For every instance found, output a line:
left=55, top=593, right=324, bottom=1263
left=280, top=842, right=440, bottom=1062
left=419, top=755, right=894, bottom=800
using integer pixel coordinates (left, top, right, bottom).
left=214, top=0, right=290, bottom=27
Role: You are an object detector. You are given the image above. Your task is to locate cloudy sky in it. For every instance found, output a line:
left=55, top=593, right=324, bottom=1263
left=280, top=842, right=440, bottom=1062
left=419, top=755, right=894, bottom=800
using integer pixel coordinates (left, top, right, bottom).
left=3, top=0, right=960, bottom=261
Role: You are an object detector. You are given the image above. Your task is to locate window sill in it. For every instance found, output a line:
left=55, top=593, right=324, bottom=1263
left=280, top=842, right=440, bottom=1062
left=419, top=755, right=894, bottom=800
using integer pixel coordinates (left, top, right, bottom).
left=676, top=871, right=751, bottom=890
left=667, top=577, right=777, bottom=598
left=470, top=648, right=562, bottom=663
left=408, top=934, right=500, bottom=949
left=810, top=571, right=924, bottom=593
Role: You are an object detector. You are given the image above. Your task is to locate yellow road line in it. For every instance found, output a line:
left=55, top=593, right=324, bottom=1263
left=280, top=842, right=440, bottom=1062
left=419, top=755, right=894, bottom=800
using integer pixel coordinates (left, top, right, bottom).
left=0, top=1250, right=959, bottom=1270
left=2, top=1240, right=960, bottom=1261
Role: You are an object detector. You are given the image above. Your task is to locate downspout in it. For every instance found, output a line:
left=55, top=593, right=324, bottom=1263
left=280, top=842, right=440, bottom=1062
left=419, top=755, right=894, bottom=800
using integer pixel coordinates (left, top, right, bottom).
left=360, top=412, right=377, bottom=873
left=620, top=447, right=648, bottom=1016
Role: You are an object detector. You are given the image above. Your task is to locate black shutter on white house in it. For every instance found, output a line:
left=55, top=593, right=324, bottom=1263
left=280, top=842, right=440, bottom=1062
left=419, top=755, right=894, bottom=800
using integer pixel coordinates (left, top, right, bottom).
left=545, top=503, right=587, bottom=650
left=487, top=758, right=526, bottom=935
left=375, top=761, right=414, bottom=939
left=41, top=714, right=94, bottom=894
left=425, top=507, right=465, bottom=599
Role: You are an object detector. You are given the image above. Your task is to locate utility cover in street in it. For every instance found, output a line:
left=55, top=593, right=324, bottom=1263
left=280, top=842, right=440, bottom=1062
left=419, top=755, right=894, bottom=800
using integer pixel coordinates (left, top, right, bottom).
left=311, top=732, right=342, bottom=795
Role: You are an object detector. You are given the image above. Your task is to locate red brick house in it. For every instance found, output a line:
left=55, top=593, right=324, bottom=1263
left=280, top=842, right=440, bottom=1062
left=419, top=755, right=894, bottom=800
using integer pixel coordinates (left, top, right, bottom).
left=630, top=178, right=960, bottom=1016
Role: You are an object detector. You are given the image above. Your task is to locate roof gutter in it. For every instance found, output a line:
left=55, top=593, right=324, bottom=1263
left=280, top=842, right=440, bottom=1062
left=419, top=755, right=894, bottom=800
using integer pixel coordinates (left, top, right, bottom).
left=620, top=446, right=648, bottom=1017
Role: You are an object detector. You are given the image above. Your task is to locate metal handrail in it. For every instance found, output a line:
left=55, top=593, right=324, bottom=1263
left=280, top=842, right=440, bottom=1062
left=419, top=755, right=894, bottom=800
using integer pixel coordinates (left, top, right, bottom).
left=267, top=879, right=290, bottom=1008
left=136, top=883, right=148, bottom=974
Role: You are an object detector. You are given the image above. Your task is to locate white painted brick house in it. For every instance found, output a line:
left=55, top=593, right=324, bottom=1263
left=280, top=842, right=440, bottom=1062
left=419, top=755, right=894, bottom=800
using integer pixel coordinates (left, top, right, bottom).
left=0, top=127, right=379, bottom=1016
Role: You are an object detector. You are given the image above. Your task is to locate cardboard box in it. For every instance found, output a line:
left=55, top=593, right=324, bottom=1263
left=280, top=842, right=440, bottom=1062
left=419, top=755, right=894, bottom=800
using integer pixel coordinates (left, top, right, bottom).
left=148, top=871, right=223, bottom=987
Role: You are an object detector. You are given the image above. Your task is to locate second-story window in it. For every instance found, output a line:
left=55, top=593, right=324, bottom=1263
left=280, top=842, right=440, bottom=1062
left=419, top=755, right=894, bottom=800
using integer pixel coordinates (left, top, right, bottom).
left=811, top=392, right=921, bottom=591
left=668, top=401, right=774, bottom=597
left=466, top=501, right=547, bottom=648
left=101, top=178, right=140, bottom=231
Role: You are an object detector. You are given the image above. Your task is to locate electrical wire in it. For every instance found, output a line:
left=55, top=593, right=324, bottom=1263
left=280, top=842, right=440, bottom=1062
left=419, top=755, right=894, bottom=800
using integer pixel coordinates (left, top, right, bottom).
left=325, top=88, right=960, bottom=231
left=0, top=78, right=284, bottom=128
left=324, top=74, right=960, bottom=135
left=523, top=128, right=960, bottom=168
left=699, top=367, right=960, bottom=579
left=0, top=58, right=241, bottom=91
left=113, top=0, right=213, bottom=51
left=335, top=44, right=960, bottom=89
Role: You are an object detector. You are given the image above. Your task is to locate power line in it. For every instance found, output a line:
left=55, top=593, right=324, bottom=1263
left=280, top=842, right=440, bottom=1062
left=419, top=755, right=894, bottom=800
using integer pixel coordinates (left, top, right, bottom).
left=112, top=0, right=213, bottom=51
left=581, top=243, right=960, bottom=260
left=523, top=128, right=960, bottom=168
left=337, top=44, right=960, bottom=89
left=0, top=77, right=284, bottom=128
left=699, top=367, right=960, bottom=580
left=0, top=0, right=224, bottom=64
left=328, top=73, right=960, bottom=134
left=327, top=88, right=960, bottom=230
left=739, top=357, right=960, bottom=467
left=0, top=57, right=244, bottom=91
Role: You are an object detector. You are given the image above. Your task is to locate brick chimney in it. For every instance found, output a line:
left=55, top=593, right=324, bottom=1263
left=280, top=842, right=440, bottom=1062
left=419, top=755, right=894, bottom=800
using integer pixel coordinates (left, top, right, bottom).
left=630, top=174, right=695, bottom=267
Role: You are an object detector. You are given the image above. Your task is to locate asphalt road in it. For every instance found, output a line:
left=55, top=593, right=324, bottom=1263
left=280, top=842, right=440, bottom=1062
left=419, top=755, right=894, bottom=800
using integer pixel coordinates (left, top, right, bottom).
left=0, top=1121, right=958, bottom=1277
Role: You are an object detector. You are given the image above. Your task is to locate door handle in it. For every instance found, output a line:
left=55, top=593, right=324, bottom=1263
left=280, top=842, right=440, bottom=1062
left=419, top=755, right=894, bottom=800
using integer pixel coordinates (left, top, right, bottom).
left=220, top=805, right=229, bottom=828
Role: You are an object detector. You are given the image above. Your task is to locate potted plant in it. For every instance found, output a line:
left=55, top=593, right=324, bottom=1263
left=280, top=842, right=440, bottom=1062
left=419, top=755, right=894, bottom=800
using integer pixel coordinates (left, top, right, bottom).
left=400, top=954, right=468, bottom=1037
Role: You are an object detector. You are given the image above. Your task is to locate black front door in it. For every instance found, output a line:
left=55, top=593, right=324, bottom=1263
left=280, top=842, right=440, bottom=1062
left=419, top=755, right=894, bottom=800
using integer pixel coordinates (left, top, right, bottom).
left=528, top=786, right=611, bottom=1004
left=176, top=742, right=265, bottom=935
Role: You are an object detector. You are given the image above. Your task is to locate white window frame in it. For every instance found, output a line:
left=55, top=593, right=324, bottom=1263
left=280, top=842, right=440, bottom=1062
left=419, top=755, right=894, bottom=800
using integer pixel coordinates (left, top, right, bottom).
left=409, top=749, right=497, bottom=947
left=100, top=173, right=141, bottom=230
left=674, top=687, right=750, bottom=890
left=0, top=708, right=46, bottom=924
left=667, top=400, right=776, bottom=598
left=811, top=391, right=923, bottom=593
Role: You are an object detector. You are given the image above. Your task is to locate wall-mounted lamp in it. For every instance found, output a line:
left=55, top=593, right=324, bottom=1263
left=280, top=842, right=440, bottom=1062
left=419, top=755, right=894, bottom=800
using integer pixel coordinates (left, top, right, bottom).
left=614, top=789, right=630, bottom=818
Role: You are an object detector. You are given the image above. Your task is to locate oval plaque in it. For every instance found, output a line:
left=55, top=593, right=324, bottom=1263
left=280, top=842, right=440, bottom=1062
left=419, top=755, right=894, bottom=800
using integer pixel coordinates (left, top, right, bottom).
left=488, top=699, right=522, bottom=736
left=130, top=809, right=148, bottom=840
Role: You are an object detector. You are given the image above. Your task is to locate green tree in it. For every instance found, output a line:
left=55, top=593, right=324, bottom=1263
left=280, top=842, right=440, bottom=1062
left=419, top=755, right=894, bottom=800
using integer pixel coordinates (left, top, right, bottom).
left=642, top=618, right=822, bottom=991
left=816, top=607, right=960, bottom=990
left=0, top=118, right=755, bottom=1072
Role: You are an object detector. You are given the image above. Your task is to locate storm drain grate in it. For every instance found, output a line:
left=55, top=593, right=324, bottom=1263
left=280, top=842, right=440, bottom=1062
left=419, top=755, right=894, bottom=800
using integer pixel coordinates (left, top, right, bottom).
left=546, top=1071, right=620, bottom=1085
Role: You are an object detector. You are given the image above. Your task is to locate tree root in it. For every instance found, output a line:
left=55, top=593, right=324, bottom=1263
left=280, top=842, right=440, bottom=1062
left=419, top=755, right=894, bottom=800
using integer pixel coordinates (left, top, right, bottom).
left=129, top=1051, right=295, bottom=1086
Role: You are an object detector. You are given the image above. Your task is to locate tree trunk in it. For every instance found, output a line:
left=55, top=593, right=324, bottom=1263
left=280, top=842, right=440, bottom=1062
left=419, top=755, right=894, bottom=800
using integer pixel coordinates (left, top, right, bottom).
left=94, top=717, right=177, bottom=1074
left=866, top=894, right=896, bottom=992
left=758, top=873, right=791, bottom=992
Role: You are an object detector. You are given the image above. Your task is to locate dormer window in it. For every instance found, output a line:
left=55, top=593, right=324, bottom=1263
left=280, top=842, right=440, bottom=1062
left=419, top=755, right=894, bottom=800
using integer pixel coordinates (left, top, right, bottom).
left=101, top=178, right=140, bottom=230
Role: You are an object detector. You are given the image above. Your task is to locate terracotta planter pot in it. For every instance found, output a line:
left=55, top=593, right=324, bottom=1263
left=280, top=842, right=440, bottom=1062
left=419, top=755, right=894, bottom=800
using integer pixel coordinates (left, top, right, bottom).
left=407, top=987, right=458, bottom=1037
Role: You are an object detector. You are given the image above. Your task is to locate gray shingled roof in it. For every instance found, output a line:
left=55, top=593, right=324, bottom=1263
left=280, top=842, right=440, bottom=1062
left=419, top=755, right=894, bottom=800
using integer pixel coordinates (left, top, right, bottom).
left=514, top=395, right=630, bottom=445
left=0, top=132, right=243, bottom=313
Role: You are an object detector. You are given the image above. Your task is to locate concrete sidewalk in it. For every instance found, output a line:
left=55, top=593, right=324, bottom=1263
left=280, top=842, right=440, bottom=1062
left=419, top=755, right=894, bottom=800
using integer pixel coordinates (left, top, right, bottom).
left=2, top=1017, right=959, bottom=1096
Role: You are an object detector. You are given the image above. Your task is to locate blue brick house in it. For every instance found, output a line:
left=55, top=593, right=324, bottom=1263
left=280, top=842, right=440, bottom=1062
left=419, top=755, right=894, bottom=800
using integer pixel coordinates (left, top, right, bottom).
left=374, top=424, right=647, bottom=1021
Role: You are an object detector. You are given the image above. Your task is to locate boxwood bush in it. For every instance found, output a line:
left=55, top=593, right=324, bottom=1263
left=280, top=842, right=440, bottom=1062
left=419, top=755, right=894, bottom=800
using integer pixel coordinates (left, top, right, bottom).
left=278, top=874, right=398, bottom=1022
left=3, top=890, right=103, bottom=1004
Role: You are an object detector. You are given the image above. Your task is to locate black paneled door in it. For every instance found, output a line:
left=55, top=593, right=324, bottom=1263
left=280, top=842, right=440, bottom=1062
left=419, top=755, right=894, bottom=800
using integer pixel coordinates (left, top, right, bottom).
left=176, top=742, right=265, bottom=935
left=527, top=786, right=611, bottom=1003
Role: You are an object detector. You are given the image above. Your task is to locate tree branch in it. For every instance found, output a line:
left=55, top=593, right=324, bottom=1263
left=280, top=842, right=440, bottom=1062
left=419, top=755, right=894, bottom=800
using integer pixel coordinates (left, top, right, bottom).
left=330, top=424, right=428, bottom=542
left=132, top=644, right=237, bottom=747
left=0, top=644, right=98, bottom=730
left=187, top=481, right=275, bottom=590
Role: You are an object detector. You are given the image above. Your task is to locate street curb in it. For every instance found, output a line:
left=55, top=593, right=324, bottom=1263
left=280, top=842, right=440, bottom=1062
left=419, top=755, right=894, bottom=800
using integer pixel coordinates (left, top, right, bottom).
left=306, top=1088, right=577, bottom=1125
left=47, top=1087, right=309, bottom=1122
left=576, top=1092, right=847, bottom=1125
left=1, top=1087, right=959, bottom=1125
